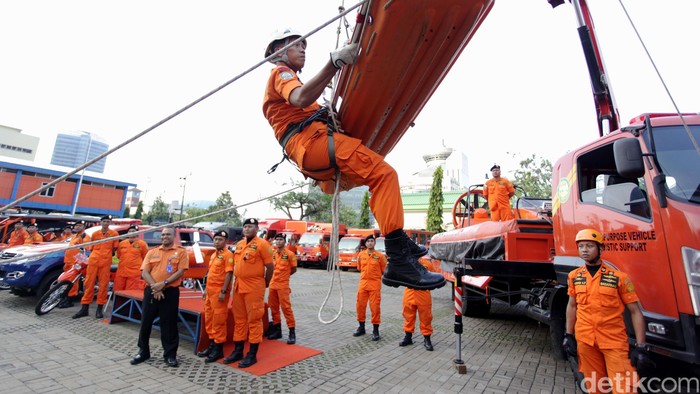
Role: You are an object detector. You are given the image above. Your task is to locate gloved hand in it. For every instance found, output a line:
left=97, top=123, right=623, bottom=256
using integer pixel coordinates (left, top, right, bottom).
left=630, top=343, right=656, bottom=373
left=562, top=333, right=578, bottom=358
left=330, top=43, right=359, bottom=68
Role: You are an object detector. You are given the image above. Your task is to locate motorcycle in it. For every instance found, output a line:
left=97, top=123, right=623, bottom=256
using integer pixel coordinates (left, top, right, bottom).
left=35, top=252, right=88, bottom=316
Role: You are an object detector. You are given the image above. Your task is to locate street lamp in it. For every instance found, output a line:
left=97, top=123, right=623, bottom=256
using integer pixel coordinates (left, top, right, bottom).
left=179, top=175, right=189, bottom=221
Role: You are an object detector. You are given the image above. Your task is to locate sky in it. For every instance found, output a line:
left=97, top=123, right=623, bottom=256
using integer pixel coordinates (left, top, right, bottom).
left=1, top=0, right=698, bottom=219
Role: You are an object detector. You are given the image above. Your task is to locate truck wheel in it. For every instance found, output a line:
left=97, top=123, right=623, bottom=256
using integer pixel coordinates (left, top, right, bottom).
left=36, top=270, right=62, bottom=297
left=341, top=267, right=349, bottom=272
left=548, top=318, right=567, bottom=360
left=35, top=280, right=71, bottom=316
left=463, top=294, right=491, bottom=318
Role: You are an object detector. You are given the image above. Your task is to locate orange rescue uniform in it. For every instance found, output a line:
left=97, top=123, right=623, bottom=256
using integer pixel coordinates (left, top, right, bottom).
left=402, top=258, right=435, bottom=336
left=64, top=232, right=90, bottom=298
left=204, top=248, right=234, bottom=344
left=81, top=229, right=119, bottom=306
left=232, top=236, right=273, bottom=344
left=25, top=232, right=44, bottom=244
left=483, top=177, right=515, bottom=221
left=269, top=247, right=297, bottom=329
left=7, top=229, right=29, bottom=246
left=114, top=238, right=149, bottom=291
left=356, top=249, right=387, bottom=325
left=568, top=262, right=639, bottom=394
left=141, top=244, right=189, bottom=285
left=263, top=65, right=403, bottom=235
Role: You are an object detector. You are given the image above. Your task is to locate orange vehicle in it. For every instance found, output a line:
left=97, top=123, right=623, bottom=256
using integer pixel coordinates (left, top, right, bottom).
left=336, top=229, right=380, bottom=271
left=428, top=0, right=700, bottom=373
left=256, top=218, right=288, bottom=241
left=279, top=220, right=309, bottom=254
left=296, top=222, right=347, bottom=268
left=404, top=229, right=434, bottom=249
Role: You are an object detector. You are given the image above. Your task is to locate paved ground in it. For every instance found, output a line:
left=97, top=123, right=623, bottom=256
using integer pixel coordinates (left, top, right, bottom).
left=0, top=268, right=604, bottom=393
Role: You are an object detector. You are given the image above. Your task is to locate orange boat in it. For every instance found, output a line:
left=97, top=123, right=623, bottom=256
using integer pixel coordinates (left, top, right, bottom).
left=333, top=0, right=495, bottom=157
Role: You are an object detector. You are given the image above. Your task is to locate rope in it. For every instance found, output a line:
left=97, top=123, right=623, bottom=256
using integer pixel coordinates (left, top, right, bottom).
left=317, top=169, right=345, bottom=324
left=0, top=0, right=368, bottom=214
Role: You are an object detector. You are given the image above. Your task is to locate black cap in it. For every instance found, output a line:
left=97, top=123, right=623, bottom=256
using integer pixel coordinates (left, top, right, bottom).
left=215, top=230, right=229, bottom=239
left=274, top=233, right=286, bottom=241
left=27, top=222, right=37, bottom=227
left=243, top=218, right=259, bottom=226
left=100, top=215, right=113, bottom=221
left=128, top=225, right=139, bottom=231
left=364, top=234, right=376, bottom=243
left=75, top=220, right=87, bottom=226
left=63, top=225, right=73, bottom=230
left=490, top=164, right=501, bottom=171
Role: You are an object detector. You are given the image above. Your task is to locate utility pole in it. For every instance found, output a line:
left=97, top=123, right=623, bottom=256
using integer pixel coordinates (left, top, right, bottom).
left=179, top=174, right=190, bottom=221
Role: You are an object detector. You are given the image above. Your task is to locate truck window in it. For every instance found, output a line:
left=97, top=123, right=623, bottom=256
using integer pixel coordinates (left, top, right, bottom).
left=646, top=124, right=700, bottom=204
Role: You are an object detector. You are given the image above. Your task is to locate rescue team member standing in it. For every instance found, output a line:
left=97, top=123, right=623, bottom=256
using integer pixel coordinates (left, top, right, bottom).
left=130, top=227, right=188, bottom=368
left=353, top=234, right=387, bottom=341
left=267, top=233, right=298, bottom=345
left=25, top=223, right=44, bottom=243
left=399, top=257, right=435, bottom=351
left=262, top=29, right=444, bottom=291
left=54, top=226, right=74, bottom=243
left=73, top=215, right=119, bottom=320
left=197, top=230, right=234, bottom=363
left=564, top=229, right=652, bottom=393
left=223, top=218, right=274, bottom=368
left=59, top=221, right=90, bottom=309
left=5, top=220, right=29, bottom=246
left=483, top=164, right=515, bottom=221
left=114, top=225, right=149, bottom=291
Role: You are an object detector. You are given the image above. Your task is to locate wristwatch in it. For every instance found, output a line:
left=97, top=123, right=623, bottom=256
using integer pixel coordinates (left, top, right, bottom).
left=163, top=279, right=169, bottom=286
left=635, top=342, right=650, bottom=351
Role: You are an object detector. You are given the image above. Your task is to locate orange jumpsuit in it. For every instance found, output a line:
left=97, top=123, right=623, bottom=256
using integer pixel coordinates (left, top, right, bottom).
left=81, top=229, right=119, bottom=306
left=114, top=238, right=149, bottom=291
left=356, top=249, right=387, bottom=325
left=25, top=232, right=44, bottom=244
left=54, top=234, right=72, bottom=243
left=568, top=262, right=639, bottom=394
left=6, top=229, right=29, bottom=246
left=232, top=236, right=273, bottom=344
left=64, top=231, right=90, bottom=298
left=204, top=247, right=234, bottom=344
left=263, top=65, right=403, bottom=235
left=269, top=247, right=297, bottom=329
left=483, top=177, right=515, bottom=221
left=402, top=258, right=435, bottom=336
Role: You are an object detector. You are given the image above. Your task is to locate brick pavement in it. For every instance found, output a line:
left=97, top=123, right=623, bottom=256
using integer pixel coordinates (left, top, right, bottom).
left=0, top=268, right=579, bottom=393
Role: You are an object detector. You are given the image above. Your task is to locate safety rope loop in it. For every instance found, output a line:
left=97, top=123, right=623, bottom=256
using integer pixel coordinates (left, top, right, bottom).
left=318, top=169, right=344, bottom=324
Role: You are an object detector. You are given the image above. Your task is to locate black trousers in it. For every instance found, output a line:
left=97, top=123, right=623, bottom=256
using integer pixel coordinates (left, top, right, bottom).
left=137, top=286, right=180, bottom=358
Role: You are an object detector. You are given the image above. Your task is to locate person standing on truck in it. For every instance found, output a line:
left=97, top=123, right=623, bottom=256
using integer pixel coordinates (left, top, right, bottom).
left=267, top=233, right=298, bottom=344
left=353, top=234, right=387, bottom=341
left=73, top=215, right=119, bottom=320
left=223, top=218, right=274, bottom=368
left=262, top=28, right=445, bottom=291
left=399, top=257, right=436, bottom=351
left=58, top=221, right=90, bottom=309
left=197, top=230, right=234, bottom=363
left=24, top=223, right=44, bottom=243
left=130, top=227, right=189, bottom=368
left=5, top=220, right=29, bottom=246
left=114, top=225, right=149, bottom=292
left=564, top=229, right=652, bottom=393
left=482, top=164, right=515, bottom=221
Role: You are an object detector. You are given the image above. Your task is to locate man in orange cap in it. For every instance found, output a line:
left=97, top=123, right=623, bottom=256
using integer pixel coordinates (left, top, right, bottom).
left=267, top=233, right=298, bottom=344
left=353, top=234, right=387, bottom=341
left=399, top=257, right=436, bottom=351
left=73, top=215, right=118, bottom=320
left=25, top=223, right=44, bottom=243
left=483, top=164, right=515, bottom=221
left=262, top=28, right=445, bottom=292
left=114, top=225, right=149, bottom=291
left=5, top=220, right=29, bottom=246
left=59, top=221, right=90, bottom=309
left=564, top=228, right=651, bottom=393
left=197, top=230, right=233, bottom=363
left=223, top=218, right=274, bottom=368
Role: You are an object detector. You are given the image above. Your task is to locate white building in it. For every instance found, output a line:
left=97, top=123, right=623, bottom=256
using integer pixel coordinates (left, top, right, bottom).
left=0, top=124, right=39, bottom=161
left=400, top=142, right=469, bottom=193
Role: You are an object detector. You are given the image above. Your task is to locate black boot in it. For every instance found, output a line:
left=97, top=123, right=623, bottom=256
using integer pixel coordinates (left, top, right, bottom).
left=197, top=340, right=215, bottom=358
left=382, top=230, right=446, bottom=290
left=353, top=322, right=366, bottom=337
left=238, top=343, right=258, bottom=368
left=205, top=343, right=224, bottom=363
left=423, top=335, right=434, bottom=351
left=223, top=341, right=245, bottom=364
left=72, top=304, right=89, bottom=319
left=96, top=305, right=104, bottom=319
left=372, top=324, right=381, bottom=341
left=399, top=332, right=413, bottom=347
left=287, top=328, right=296, bottom=345
left=267, top=323, right=282, bottom=340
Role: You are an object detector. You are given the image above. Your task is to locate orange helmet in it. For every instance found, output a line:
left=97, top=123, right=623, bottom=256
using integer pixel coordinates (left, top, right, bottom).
left=575, top=229, right=604, bottom=245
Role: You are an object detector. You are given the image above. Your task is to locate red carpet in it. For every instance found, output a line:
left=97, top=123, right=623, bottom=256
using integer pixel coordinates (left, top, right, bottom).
left=217, top=339, right=322, bottom=376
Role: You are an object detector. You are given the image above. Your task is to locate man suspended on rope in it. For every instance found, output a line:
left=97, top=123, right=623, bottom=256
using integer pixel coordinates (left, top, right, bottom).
left=262, top=28, right=445, bottom=291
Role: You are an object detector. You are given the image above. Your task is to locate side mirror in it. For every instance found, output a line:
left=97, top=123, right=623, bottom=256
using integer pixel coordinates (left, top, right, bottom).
left=613, top=138, right=645, bottom=179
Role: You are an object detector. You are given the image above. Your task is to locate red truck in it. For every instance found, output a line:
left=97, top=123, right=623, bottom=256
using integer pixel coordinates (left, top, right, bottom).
left=336, top=228, right=380, bottom=271
left=296, top=222, right=347, bottom=268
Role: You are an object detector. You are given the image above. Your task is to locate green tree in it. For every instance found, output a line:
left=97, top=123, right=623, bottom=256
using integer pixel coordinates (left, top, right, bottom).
left=123, top=206, right=131, bottom=218
left=270, top=181, right=323, bottom=220
left=426, top=166, right=445, bottom=233
left=307, top=193, right=359, bottom=227
left=512, top=154, right=553, bottom=198
left=358, top=191, right=371, bottom=228
left=145, top=196, right=170, bottom=224
left=206, top=191, right=241, bottom=225
left=134, top=201, right=144, bottom=220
